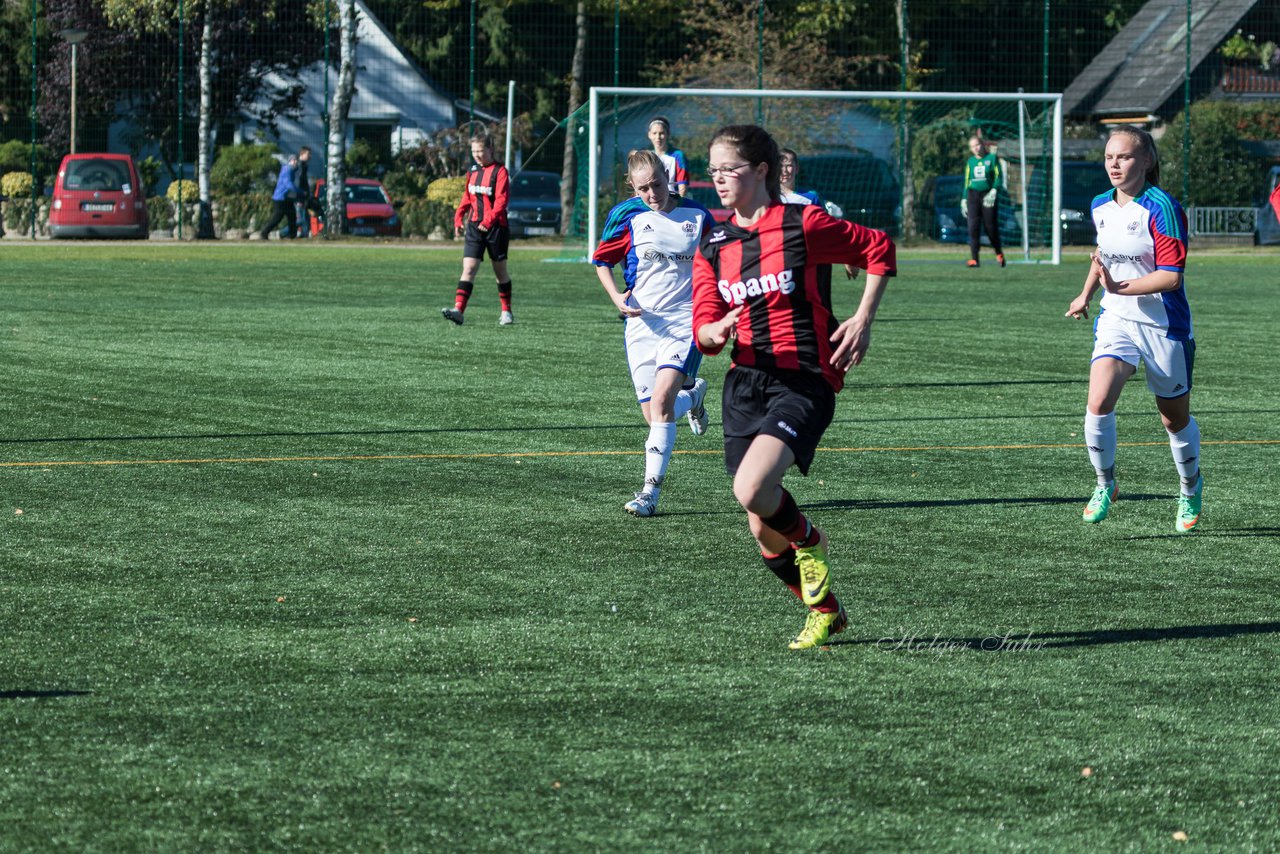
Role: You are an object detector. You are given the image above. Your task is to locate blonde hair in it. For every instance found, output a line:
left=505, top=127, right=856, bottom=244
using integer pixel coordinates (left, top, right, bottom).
left=1108, top=125, right=1160, bottom=186
left=625, top=149, right=666, bottom=190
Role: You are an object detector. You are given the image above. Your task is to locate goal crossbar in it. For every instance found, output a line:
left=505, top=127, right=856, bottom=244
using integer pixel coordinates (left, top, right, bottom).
left=586, top=87, right=1065, bottom=264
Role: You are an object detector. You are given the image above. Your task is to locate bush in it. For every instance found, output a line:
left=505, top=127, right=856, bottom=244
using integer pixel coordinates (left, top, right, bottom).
left=3, top=198, right=47, bottom=235
left=211, top=143, right=280, bottom=196
left=2, top=171, right=34, bottom=199
left=166, top=179, right=198, bottom=204
left=382, top=168, right=428, bottom=201
left=146, top=196, right=173, bottom=232
left=398, top=197, right=455, bottom=238
left=0, top=141, right=56, bottom=189
left=215, top=193, right=273, bottom=231
left=909, top=111, right=973, bottom=198
left=427, top=175, right=467, bottom=205
left=346, top=139, right=383, bottom=178
left=1161, top=102, right=1276, bottom=206
left=136, top=157, right=164, bottom=196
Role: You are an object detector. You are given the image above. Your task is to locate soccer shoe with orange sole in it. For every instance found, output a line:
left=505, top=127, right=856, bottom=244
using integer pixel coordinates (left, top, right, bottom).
left=789, top=600, right=848, bottom=650
left=1175, top=476, right=1203, bottom=534
left=1083, top=482, right=1117, bottom=524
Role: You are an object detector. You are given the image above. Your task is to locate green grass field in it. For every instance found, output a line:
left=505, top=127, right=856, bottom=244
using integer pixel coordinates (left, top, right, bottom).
left=2, top=242, right=1277, bottom=851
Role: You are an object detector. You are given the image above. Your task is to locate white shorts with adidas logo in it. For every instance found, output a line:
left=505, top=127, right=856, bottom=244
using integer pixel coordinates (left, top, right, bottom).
left=1091, top=310, right=1195, bottom=399
left=623, top=311, right=700, bottom=404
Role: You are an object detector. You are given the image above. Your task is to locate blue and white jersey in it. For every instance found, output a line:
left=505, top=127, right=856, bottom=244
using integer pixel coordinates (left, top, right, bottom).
left=592, top=197, right=713, bottom=319
left=1092, top=184, right=1192, bottom=340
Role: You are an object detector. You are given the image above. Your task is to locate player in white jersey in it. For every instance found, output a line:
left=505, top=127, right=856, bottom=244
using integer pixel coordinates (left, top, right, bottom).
left=647, top=117, right=689, bottom=197
left=1065, top=126, right=1203, bottom=533
left=593, top=150, right=714, bottom=517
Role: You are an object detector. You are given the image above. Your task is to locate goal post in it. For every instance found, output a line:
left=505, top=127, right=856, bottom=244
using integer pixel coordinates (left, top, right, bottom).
left=582, top=87, right=1064, bottom=265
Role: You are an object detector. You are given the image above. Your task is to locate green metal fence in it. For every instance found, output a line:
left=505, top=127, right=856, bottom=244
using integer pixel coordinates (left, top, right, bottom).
left=2, top=1, right=1278, bottom=240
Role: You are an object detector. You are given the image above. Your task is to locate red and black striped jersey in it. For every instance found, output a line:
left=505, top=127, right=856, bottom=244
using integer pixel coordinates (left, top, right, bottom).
left=454, top=162, right=510, bottom=230
left=693, top=203, right=896, bottom=393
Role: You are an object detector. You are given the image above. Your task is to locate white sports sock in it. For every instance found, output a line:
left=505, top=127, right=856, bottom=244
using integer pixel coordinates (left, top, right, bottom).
left=643, top=422, right=677, bottom=499
left=672, top=389, right=693, bottom=419
left=1084, top=411, right=1117, bottom=486
left=1167, top=416, right=1201, bottom=494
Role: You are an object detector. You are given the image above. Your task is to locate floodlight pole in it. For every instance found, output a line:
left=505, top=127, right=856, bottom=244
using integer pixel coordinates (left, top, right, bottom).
left=58, top=28, right=88, bottom=154
left=505, top=80, right=515, bottom=170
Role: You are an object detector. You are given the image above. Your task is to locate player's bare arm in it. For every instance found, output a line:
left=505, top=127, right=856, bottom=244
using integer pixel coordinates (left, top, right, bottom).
left=595, top=265, right=642, bottom=317
left=1066, top=255, right=1104, bottom=319
left=1099, top=266, right=1181, bottom=296
left=830, top=272, right=889, bottom=369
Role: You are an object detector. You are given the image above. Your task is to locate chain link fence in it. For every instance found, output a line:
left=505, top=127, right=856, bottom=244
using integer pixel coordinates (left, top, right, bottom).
left=1, top=1, right=1277, bottom=241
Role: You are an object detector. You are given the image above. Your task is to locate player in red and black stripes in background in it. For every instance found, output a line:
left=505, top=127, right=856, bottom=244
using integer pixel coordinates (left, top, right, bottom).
left=693, top=124, right=896, bottom=650
left=442, top=133, right=515, bottom=326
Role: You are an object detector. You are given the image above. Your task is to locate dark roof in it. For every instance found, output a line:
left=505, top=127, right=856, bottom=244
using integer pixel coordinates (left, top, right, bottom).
left=1063, top=0, right=1261, bottom=119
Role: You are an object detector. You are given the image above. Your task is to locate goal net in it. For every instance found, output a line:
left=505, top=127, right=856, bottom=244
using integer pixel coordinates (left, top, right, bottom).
left=571, top=87, right=1064, bottom=264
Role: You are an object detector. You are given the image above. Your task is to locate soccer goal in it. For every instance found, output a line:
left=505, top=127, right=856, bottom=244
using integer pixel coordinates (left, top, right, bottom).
left=576, top=87, right=1064, bottom=264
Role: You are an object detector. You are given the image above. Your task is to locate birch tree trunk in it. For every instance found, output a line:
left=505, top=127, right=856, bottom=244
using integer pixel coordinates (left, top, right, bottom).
left=559, top=0, right=586, bottom=236
left=196, top=9, right=215, bottom=238
left=325, top=0, right=357, bottom=237
left=896, top=0, right=915, bottom=239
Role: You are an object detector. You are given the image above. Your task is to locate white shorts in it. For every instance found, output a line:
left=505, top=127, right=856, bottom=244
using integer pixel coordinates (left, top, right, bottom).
left=623, top=312, right=701, bottom=403
left=1092, top=310, right=1195, bottom=399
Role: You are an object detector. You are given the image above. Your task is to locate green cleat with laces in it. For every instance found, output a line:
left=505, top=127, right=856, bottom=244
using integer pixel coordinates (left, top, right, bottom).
left=789, top=601, right=848, bottom=650
left=1083, top=482, right=1116, bottom=524
left=794, top=527, right=831, bottom=606
left=1175, top=476, right=1203, bottom=534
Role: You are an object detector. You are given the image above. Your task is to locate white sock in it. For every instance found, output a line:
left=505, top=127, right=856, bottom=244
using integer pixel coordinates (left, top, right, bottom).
left=643, top=422, right=677, bottom=499
left=1084, top=411, right=1117, bottom=486
left=1167, top=416, right=1201, bottom=495
left=672, top=389, right=693, bottom=419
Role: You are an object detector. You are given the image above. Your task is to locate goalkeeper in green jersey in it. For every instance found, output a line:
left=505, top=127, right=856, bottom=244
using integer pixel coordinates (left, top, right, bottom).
left=964, top=135, right=1005, bottom=268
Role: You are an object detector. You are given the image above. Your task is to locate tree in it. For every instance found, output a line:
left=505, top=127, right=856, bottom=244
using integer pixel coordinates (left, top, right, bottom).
left=41, top=0, right=325, bottom=176
left=324, top=0, right=355, bottom=237
left=560, top=0, right=585, bottom=234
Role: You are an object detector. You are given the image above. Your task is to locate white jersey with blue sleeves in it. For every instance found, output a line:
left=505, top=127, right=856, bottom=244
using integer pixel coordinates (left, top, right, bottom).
left=592, top=197, right=714, bottom=319
left=1091, top=184, right=1192, bottom=340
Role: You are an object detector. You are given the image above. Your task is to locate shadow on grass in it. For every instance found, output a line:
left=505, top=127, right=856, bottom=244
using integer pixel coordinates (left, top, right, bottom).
left=1125, top=526, right=1280, bottom=541
left=0, top=689, right=93, bottom=700
left=804, top=494, right=1167, bottom=511
left=833, top=620, right=1280, bottom=651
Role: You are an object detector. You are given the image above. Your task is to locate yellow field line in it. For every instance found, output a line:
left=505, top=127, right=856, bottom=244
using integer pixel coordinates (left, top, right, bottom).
left=0, top=438, right=1274, bottom=469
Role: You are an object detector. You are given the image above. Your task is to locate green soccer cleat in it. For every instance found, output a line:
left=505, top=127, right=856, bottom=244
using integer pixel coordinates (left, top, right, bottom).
left=1083, top=482, right=1116, bottom=524
left=794, top=528, right=831, bottom=606
left=789, top=601, right=848, bottom=650
left=1175, top=476, right=1203, bottom=534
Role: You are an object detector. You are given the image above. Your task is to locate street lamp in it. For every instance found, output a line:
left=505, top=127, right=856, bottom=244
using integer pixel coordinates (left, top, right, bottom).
left=58, top=28, right=89, bottom=154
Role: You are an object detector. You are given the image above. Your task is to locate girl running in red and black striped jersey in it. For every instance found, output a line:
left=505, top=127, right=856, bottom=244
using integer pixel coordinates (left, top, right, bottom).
left=693, top=125, right=897, bottom=650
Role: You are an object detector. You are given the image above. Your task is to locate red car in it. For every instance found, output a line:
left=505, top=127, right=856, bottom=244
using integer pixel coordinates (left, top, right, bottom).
left=49, top=153, right=148, bottom=239
left=685, top=180, right=732, bottom=223
left=309, top=178, right=402, bottom=237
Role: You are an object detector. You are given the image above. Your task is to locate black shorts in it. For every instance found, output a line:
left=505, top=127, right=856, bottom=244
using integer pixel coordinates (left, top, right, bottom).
left=721, top=365, right=836, bottom=477
left=462, top=220, right=510, bottom=261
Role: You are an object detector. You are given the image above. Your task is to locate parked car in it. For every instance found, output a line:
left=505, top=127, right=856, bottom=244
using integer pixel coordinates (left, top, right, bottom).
left=684, top=180, right=732, bottom=223
left=798, top=151, right=902, bottom=233
left=507, top=170, right=562, bottom=237
left=1022, top=160, right=1107, bottom=246
left=919, top=175, right=1022, bottom=245
left=309, top=178, right=401, bottom=236
left=49, top=153, right=148, bottom=239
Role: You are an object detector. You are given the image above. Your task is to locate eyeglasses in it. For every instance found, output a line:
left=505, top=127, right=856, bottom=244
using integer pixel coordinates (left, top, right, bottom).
left=706, top=163, right=751, bottom=178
